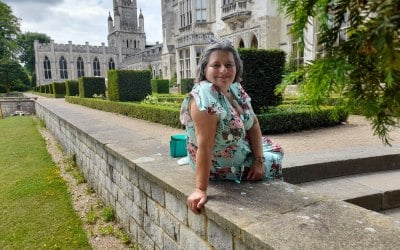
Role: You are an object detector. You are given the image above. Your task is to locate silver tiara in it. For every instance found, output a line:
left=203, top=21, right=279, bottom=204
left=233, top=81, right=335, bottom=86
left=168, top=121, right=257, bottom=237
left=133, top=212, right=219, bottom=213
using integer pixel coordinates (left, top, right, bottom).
left=208, top=38, right=233, bottom=46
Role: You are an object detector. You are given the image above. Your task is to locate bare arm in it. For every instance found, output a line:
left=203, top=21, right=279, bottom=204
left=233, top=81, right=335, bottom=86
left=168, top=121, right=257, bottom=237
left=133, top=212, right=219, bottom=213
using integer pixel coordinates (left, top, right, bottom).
left=187, top=99, right=218, bottom=214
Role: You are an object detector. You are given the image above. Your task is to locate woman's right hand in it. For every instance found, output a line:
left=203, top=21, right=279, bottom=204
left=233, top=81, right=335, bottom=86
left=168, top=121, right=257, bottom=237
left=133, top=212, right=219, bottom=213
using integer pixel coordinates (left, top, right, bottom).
left=187, top=188, right=207, bottom=214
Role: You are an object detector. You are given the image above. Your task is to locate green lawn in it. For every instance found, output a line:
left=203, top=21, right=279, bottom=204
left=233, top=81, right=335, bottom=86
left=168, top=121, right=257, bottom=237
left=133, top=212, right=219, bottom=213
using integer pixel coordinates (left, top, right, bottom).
left=0, top=116, right=91, bottom=249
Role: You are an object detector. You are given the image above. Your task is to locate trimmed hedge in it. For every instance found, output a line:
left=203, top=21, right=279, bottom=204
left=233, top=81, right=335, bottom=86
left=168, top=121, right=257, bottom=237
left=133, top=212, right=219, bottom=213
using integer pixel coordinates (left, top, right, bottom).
left=108, top=70, right=152, bottom=102
left=52, top=82, right=66, bottom=98
left=258, top=106, right=348, bottom=134
left=78, top=77, right=106, bottom=98
left=151, top=79, right=170, bottom=94
left=66, top=96, right=182, bottom=128
left=66, top=95, right=348, bottom=134
left=180, top=78, right=194, bottom=94
left=239, top=49, right=285, bottom=113
left=66, top=80, right=79, bottom=96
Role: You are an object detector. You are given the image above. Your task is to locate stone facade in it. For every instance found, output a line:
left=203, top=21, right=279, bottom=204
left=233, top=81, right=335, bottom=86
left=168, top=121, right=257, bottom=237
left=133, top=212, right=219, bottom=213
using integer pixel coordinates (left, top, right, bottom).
left=34, top=0, right=316, bottom=86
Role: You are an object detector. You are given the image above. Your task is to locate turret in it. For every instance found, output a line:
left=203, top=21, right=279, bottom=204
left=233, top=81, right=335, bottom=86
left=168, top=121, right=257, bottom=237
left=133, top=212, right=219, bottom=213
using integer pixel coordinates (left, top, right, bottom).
left=114, top=9, right=121, bottom=30
left=108, top=12, right=113, bottom=33
left=139, top=9, right=144, bottom=32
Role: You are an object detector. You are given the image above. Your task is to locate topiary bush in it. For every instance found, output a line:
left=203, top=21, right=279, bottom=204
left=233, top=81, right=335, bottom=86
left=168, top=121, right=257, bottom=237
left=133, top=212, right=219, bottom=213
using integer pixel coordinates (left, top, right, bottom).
left=151, top=79, right=170, bottom=94
left=78, top=77, right=106, bottom=98
left=52, top=82, right=66, bottom=98
left=108, top=70, right=152, bottom=102
left=181, top=78, right=194, bottom=94
left=66, top=80, right=79, bottom=96
left=239, top=49, right=286, bottom=114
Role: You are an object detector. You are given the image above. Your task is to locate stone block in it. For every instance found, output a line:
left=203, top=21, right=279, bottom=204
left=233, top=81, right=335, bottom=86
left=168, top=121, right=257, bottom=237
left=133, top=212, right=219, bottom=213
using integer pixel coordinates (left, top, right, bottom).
left=165, top=191, right=187, bottom=224
left=138, top=227, right=155, bottom=250
left=127, top=200, right=144, bottom=227
left=180, top=224, right=211, bottom=250
left=163, top=234, right=180, bottom=250
left=147, top=197, right=160, bottom=224
left=207, top=220, right=233, bottom=250
left=133, top=185, right=147, bottom=211
left=160, top=209, right=180, bottom=242
left=151, top=182, right=165, bottom=206
left=188, top=208, right=206, bottom=238
left=144, top=214, right=164, bottom=248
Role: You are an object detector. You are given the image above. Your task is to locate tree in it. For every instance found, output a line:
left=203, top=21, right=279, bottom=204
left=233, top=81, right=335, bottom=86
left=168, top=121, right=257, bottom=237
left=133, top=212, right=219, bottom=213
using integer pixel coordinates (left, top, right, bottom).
left=17, top=32, right=51, bottom=76
left=0, top=1, right=21, bottom=60
left=0, top=59, right=30, bottom=93
left=275, top=0, right=400, bottom=144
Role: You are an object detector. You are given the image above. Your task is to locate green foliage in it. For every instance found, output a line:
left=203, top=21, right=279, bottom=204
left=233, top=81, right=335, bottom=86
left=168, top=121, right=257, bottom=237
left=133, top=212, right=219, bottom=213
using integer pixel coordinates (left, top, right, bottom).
left=275, top=0, right=400, bottom=144
left=0, top=2, right=21, bottom=60
left=66, top=96, right=183, bottom=129
left=258, top=105, right=348, bottom=134
left=66, top=80, right=79, bottom=96
left=180, top=78, right=194, bottom=94
left=0, top=59, right=30, bottom=92
left=170, top=72, right=177, bottom=87
left=101, top=205, right=115, bottom=222
left=16, top=32, right=51, bottom=76
left=52, top=81, right=66, bottom=98
left=239, top=48, right=285, bottom=113
left=108, top=70, right=152, bottom=101
left=79, top=77, right=106, bottom=98
left=66, top=95, right=346, bottom=134
left=151, top=79, right=170, bottom=93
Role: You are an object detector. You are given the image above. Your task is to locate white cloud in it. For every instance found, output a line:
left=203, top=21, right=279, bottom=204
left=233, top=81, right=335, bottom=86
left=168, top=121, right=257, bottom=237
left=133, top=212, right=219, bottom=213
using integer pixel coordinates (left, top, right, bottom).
left=4, top=0, right=162, bottom=46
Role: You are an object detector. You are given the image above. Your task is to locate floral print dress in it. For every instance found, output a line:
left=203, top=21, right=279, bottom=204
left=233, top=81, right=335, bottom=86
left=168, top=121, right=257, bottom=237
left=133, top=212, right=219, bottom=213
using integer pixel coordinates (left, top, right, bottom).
left=180, top=81, right=283, bottom=183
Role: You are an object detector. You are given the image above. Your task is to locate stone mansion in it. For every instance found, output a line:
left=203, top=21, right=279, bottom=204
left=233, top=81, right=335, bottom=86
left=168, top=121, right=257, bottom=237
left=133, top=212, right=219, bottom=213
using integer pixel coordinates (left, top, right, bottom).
left=34, top=0, right=323, bottom=86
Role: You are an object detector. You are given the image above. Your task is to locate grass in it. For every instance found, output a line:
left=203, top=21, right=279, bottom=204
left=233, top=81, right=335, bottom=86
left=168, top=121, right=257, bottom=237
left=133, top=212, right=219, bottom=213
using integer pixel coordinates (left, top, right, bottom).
left=0, top=116, right=91, bottom=249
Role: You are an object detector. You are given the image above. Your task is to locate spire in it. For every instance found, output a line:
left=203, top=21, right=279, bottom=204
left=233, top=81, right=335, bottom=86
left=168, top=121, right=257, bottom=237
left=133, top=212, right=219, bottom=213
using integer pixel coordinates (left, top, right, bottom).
left=139, top=9, right=143, bottom=19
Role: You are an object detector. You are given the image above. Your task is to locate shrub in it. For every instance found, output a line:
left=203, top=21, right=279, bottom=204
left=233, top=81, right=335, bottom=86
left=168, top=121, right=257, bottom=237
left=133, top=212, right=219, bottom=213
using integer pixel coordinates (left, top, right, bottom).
left=52, top=82, right=66, bottom=98
left=66, top=80, right=79, bottom=96
left=258, top=106, right=348, bottom=134
left=239, top=49, right=286, bottom=113
left=78, top=77, right=106, bottom=98
left=151, top=79, right=170, bottom=94
left=108, top=70, right=152, bottom=102
left=181, top=78, right=194, bottom=94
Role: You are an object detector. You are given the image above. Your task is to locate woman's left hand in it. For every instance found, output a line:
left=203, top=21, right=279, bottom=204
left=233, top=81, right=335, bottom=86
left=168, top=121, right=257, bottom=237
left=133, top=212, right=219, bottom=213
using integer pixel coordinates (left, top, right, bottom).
left=246, top=162, right=265, bottom=180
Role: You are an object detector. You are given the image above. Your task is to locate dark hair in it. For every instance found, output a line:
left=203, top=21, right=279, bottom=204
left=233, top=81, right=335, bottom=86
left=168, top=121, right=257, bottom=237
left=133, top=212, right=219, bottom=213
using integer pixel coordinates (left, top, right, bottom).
left=194, top=39, right=243, bottom=83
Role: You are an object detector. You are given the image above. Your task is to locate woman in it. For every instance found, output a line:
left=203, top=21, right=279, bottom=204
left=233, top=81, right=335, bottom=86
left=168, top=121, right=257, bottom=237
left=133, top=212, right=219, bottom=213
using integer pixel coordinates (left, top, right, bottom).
left=180, top=39, right=283, bottom=214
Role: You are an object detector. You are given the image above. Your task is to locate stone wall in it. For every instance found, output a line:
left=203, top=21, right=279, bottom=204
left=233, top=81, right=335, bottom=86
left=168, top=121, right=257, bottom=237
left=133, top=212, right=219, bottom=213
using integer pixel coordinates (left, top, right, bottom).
left=34, top=101, right=400, bottom=249
left=0, top=97, right=36, bottom=117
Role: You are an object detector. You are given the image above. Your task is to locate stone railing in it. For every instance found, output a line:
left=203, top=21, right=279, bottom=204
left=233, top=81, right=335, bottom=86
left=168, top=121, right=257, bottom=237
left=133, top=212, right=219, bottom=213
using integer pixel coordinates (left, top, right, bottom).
left=34, top=99, right=400, bottom=249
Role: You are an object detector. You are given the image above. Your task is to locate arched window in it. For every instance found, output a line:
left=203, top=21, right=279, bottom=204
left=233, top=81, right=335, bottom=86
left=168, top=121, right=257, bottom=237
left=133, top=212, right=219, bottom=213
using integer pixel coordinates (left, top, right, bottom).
left=239, top=39, right=245, bottom=48
left=159, top=69, right=162, bottom=78
left=93, top=57, right=101, bottom=76
left=59, top=56, right=68, bottom=79
left=77, top=56, right=85, bottom=77
left=108, top=58, right=115, bottom=70
left=134, top=40, right=137, bottom=48
left=43, top=56, right=52, bottom=79
left=250, top=36, right=258, bottom=49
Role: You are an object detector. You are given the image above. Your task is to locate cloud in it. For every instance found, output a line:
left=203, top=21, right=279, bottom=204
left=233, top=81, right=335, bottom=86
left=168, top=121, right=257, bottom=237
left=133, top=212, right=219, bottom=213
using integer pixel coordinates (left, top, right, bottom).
left=4, top=0, right=162, bottom=45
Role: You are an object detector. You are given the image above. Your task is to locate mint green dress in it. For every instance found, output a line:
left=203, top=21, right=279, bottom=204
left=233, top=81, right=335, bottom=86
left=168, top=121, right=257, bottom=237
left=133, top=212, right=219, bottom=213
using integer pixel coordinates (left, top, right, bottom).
left=180, top=81, right=283, bottom=183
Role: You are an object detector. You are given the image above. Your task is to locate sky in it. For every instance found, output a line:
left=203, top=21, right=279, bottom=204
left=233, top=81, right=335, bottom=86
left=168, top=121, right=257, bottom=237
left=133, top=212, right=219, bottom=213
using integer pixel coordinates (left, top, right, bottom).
left=3, top=0, right=163, bottom=46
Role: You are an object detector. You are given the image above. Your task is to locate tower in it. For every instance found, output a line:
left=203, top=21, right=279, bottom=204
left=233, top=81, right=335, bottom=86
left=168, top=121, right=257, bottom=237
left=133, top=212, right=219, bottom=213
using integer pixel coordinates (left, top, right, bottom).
left=107, top=0, right=146, bottom=63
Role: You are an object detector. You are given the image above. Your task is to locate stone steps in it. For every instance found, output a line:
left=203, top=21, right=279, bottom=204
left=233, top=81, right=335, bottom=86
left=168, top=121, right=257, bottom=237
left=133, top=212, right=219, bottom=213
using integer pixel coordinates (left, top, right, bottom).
left=297, top=169, right=400, bottom=212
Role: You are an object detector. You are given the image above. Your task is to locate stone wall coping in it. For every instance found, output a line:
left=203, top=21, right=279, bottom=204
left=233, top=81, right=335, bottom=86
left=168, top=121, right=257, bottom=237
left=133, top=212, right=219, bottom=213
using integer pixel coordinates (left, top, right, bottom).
left=34, top=97, right=400, bottom=249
